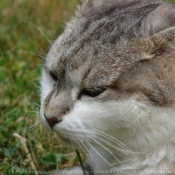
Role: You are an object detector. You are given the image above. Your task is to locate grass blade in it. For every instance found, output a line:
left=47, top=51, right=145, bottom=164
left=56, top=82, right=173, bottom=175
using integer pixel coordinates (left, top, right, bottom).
left=76, top=150, right=87, bottom=175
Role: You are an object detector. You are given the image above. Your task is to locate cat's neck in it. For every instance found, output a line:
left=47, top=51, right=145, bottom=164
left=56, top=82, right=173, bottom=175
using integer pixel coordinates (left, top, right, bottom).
left=87, top=138, right=175, bottom=175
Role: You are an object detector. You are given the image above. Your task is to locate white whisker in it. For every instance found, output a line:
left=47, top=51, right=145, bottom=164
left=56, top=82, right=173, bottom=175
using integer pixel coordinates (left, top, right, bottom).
left=25, top=22, right=52, bottom=45
left=24, top=22, right=57, bottom=52
left=92, top=135, right=127, bottom=158
left=87, top=135, right=123, bottom=166
left=94, top=129, right=138, bottom=159
left=69, top=132, right=75, bottom=151
left=85, top=140, right=119, bottom=171
left=133, top=128, right=144, bottom=155
left=36, top=41, right=46, bottom=55
left=30, top=64, right=45, bottom=68
left=28, top=83, right=40, bottom=93
left=79, top=140, right=101, bottom=170
left=31, top=103, right=41, bottom=108
left=18, top=50, right=45, bottom=59
left=79, top=128, right=135, bottom=156
left=23, top=123, right=40, bottom=137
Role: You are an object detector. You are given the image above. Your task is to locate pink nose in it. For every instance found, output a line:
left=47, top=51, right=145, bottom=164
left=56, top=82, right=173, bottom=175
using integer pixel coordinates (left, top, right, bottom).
left=44, top=114, right=62, bottom=128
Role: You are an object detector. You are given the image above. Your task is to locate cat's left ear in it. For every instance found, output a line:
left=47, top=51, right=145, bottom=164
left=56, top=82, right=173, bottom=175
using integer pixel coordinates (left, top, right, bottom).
left=133, top=27, right=175, bottom=60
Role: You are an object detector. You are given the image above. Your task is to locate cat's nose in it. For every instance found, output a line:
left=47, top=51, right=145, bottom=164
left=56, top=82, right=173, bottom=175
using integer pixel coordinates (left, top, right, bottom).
left=44, top=114, right=62, bottom=128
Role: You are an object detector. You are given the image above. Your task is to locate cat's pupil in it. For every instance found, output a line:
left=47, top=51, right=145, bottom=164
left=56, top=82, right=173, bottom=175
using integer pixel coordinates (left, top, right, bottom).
left=79, top=88, right=105, bottom=98
left=50, top=71, right=58, bottom=81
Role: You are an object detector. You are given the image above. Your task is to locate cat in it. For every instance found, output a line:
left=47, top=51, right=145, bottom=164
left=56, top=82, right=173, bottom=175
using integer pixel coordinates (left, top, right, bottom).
left=40, top=0, right=175, bottom=174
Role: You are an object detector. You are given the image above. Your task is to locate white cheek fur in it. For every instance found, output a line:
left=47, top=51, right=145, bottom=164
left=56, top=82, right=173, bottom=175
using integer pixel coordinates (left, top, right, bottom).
left=40, top=74, right=175, bottom=174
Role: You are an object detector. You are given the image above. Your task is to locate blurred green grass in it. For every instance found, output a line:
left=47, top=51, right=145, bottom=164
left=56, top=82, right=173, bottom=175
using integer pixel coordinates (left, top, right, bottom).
left=0, top=0, right=80, bottom=174
left=1, top=0, right=175, bottom=174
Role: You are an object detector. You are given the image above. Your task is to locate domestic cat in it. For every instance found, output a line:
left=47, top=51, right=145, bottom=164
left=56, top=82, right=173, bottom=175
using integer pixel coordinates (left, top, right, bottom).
left=40, top=0, right=175, bottom=174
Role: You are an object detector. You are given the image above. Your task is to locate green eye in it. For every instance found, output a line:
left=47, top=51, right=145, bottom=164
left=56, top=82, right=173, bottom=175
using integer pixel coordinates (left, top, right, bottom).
left=50, top=71, right=58, bottom=81
left=80, top=87, right=106, bottom=98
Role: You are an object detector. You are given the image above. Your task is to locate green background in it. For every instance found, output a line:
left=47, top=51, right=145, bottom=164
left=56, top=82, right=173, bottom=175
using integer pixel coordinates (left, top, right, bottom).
left=0, top=0, right=174, bottom=174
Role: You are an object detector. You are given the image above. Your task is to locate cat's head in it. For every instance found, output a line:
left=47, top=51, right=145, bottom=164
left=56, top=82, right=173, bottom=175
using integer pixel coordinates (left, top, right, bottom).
left=40, top=0, right=175, bottom=155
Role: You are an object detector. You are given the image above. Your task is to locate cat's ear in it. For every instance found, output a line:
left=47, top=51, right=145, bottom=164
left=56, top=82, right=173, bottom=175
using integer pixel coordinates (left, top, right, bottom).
left=133, top=27, right=175, bottom=60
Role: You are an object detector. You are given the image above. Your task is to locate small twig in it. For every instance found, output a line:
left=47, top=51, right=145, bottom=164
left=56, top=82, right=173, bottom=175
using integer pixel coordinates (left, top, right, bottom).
left=76, top=150, right=87, bottom=175
left=13, top=133, right=38, bottom=175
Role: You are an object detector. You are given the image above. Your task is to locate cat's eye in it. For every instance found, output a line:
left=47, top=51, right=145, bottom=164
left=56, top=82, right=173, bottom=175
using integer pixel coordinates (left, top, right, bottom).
left=50, top=71, right=58, bottom=81
left=80, top=87, right=106, bottom=98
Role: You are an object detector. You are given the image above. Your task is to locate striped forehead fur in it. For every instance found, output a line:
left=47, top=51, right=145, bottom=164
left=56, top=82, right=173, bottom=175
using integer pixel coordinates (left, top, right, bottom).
left=46, top=0, right=174, bottom=79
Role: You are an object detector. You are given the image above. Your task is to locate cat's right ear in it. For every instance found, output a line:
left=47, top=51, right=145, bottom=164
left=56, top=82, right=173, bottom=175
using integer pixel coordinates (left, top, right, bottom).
left=133, top=26, right=175, bottom=61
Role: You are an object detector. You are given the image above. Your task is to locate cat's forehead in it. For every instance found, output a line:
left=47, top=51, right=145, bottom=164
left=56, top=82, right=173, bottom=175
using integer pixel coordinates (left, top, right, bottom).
left=45, top=0, right=174, bottom=87
left=45, top=37, right=136, bottom=88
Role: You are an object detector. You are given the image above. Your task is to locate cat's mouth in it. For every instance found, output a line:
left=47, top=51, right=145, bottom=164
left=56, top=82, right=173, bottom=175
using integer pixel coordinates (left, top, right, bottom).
left=53, top=126, right=74, bottom=143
